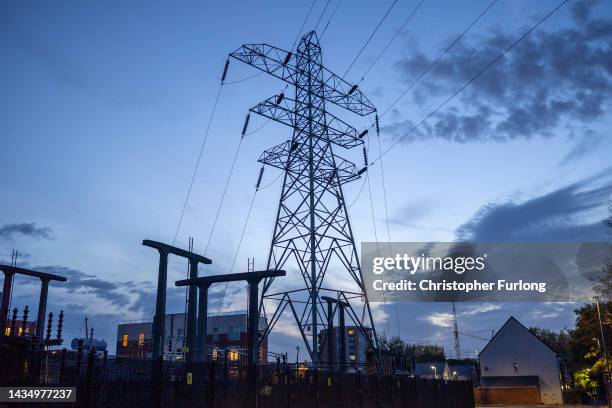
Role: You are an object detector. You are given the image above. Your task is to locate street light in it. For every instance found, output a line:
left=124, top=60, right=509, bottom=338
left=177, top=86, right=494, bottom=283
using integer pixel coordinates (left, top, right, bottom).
left=431, top=365, right=437, bottom=379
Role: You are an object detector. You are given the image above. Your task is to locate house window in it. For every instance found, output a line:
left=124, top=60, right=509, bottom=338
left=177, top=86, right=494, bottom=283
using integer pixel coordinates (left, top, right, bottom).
left=4, top=327, right=10, bottom=336
left=18, top=327, right=23, bottom=336
left=347, top=329, right=355, bottom=336
left=122, top=334, right=128, bottom=347
left=228, top=350, right=240, bottom=361
left=349, top=353, right=356, bottom=361
left=138, top=333, right=144, bottom=346
left=229, top=326, right=240, bottom=341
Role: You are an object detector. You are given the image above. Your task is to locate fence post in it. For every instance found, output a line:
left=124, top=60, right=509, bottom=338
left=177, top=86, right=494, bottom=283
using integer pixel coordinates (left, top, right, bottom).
left=75, top=339, right=83, bottom=384
left=59, top=348, right=67, bottom=385
left=357, top=370, right=363, bottom=408
left=206, top=359, right=216, bottom=408
left=84, top=346, right=95, bottom=407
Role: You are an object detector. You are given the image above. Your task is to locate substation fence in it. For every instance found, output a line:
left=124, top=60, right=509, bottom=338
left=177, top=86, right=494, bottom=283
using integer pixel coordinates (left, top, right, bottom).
left=0, top=347, right=475, bottom=407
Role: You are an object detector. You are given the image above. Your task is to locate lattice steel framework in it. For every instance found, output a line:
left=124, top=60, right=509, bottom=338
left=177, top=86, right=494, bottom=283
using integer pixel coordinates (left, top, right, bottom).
left=230, top=31, right=379, bottom=367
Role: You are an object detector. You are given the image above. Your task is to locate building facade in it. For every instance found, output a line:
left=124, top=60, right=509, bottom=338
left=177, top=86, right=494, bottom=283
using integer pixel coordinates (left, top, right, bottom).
left=116, top=312, right=268, bottom=362
left=318, top=326, right=373, bottom=368
left=479, top=316, right=565, bottom=405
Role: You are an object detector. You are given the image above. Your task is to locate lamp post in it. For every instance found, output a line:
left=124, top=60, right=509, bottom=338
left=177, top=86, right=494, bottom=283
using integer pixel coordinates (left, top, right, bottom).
left=431, top=365, right=437, bottom=379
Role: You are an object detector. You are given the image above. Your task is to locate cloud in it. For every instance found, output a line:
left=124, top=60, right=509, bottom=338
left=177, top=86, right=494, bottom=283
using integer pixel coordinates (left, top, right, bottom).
left=0, top=222, right=54, bottom=241
left=385, top=1, right=612, bottom=143
left=456, top=167, right=612, bottom=241
left=422, top=312, right=454, bottom=328
left=560, top=129, right=604, bottom=165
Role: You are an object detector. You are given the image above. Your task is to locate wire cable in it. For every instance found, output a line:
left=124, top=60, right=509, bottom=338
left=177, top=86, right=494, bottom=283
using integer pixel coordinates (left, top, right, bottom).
left=314, top=0, right=333, bottom=32
left=372, top=0, right=569, bottom=164
left=172, top=84, right=223, bottom=245
left=223, top=71, right=263, bottom=85
left=380, top=0, right=499, bottom=119
left=364, top=137, right=390, bottom=339
left=358, top=0, right=425, bottom=82
left=343, top=0, right=400, bottom=78
left=204, top=137, right=244, bottom=255
left=320, top=0, right=343, bottom=39
left=293, top=0, right=319, bottom=50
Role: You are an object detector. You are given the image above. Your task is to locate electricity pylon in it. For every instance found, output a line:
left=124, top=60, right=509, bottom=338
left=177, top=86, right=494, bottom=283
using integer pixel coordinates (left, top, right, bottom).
left=230, top=31, right=379, bottom=368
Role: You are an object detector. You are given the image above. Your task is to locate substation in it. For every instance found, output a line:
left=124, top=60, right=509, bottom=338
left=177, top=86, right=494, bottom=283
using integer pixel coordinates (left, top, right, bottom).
left=0, top=31, right=475, bottom=408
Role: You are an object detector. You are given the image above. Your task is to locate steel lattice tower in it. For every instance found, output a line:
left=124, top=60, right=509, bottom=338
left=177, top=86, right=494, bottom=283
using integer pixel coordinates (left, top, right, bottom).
left=230, top=31, right=379, bottom=367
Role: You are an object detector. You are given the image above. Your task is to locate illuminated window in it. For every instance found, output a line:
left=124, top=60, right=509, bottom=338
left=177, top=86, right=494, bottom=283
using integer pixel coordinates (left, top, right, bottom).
left=347, top=329, right=355, bottom=336
left=212, top=349, right=218, bottom=361
left=122, top=334, right=128, bottom=347
left=4, top=327, right=10, bottom=336
left=18, top=327, right=23, bottom=336
left=138, top=333, right=144, bottom=346
left=349, top=353, right=356, bottom=361
left=228, top=350, right=240, bottom=361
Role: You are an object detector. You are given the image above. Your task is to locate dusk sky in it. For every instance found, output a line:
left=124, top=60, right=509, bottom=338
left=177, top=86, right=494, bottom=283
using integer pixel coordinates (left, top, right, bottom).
left=1, top=0, right=611, bottom=358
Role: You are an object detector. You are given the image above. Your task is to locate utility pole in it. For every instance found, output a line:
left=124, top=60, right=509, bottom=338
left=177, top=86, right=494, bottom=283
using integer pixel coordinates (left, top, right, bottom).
left=229, top=30, right=379, bottom=368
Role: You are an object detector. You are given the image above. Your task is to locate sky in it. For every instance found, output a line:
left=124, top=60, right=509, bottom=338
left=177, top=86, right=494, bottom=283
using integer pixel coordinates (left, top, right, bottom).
left=1, top=0, right=611, bottom=359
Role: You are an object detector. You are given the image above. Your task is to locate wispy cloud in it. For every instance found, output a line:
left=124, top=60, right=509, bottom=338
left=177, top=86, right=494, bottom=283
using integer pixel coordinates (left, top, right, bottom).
left=456, top=167, right=612, bottom=241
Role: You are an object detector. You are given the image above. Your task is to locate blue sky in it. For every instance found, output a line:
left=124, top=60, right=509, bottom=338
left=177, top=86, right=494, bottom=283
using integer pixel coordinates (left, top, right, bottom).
left=1, top=0, right=611, bottom=357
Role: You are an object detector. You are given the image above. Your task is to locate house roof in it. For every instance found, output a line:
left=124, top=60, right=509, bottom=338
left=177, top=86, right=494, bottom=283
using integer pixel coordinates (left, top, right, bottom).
left=478, top=316, right=559, bottom=357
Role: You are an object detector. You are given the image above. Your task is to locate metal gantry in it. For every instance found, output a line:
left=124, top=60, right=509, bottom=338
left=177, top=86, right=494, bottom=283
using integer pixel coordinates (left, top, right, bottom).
left=230, top=31, right=379, bottom=368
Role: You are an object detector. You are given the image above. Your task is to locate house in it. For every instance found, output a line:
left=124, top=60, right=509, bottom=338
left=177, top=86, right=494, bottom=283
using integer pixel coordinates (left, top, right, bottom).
left=479, top=316, right=565, bottom=405
left=415, top=361, right=451, bottom=379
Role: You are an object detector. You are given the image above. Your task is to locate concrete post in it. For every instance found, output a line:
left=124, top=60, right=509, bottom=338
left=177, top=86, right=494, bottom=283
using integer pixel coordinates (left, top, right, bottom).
left=325, top=299, right=334, bottom=372
left=0, top=271, right=14, bottom=338
left=36, top=278, right=50, bottom=345
left=339, top=303, right=346, bottom=372
left=196, top=284, right=210, bottom=362
left=186, top=258, right=198, bottom=363
left=150, top=249, right=168, bottom=408
left=247, top=279, right=259, bottom=407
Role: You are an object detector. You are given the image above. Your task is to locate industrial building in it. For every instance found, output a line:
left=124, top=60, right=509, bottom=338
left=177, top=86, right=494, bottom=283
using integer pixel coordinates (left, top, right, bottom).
left=116, top=312, right=268, bottom=362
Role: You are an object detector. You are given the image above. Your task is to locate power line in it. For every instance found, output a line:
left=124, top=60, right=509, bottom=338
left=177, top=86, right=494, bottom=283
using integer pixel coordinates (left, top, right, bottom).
left=343, top=0, right=400, bottom=78
left=320, top=0, right=343, bottom=39
left=204, top=136, right=244, bottom=255
left=293, top=0, right=319, bottom=50
left=358, top=0, right=425, bottom=82
left=371, top=0, right=569, bottom=164
left=314, top=0, right=333, bottom=32
left=171, top=83, right=223, bottom=245
left=380, top=0, right=499, bottom=118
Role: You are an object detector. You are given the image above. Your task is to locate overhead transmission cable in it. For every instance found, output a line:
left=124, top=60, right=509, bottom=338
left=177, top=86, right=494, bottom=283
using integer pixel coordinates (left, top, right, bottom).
left=314, top=0, right=333, bottom=32
left=171, top=79, right=225, bottom=245
left=343, top=0, right=400, bottom=78
left=203, top=113, right=249, bottom=255
left=293, top=0, right=319, bottom=50
left=371, top=0, right=569, bottom=164
left=320, top=0, right=343, bottom=39
left=379, top=0, right=499, bottom=119
left=358, top=0, right=425, bottom=83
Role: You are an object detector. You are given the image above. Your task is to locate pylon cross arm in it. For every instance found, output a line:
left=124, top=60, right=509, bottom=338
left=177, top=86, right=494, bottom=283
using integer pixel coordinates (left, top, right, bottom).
left=258, top=141, right=361, bottom=185
left=230, top=43, right=376, bottom=116
left=250, top=95, right=365, bottom=148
